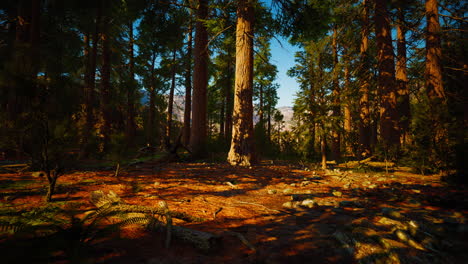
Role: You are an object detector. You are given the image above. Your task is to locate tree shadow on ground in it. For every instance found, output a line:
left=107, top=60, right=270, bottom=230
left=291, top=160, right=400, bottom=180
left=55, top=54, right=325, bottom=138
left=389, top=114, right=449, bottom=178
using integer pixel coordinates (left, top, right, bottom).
left=1, top=162, right=467, bottom=264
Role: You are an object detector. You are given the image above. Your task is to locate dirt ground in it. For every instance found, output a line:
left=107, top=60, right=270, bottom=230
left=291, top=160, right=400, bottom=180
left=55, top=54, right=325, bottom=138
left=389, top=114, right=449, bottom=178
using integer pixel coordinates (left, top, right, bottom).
left=0, top=160, right=467, bottom=264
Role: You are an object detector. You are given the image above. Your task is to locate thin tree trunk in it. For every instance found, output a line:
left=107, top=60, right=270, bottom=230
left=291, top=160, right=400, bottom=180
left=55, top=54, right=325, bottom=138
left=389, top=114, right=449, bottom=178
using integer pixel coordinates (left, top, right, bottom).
left=321, top=133, right=327, bottom=170
left=227, top=0, right=256, bottom=166
left=343, top=63, right=352, bottom=154
left=190, top=0, right=209, bottom=157
left=183, top=21, right=193, bottom=146
left=375, top=0, right=400, bottom=150
left=267, top=109, right=271, bottom=142
left=425, top=0, right=445, bottom=100
left=82, top=32, right=91, bottom=143
left=396, top=7, right=410, bottom=146
left=358, top=0, right=371, bottom=158
left=148, top=54, right=157, bottom=147
left=331, top=25, right=341, bottom=162
left=166, top=48, right=177, bottom=148
left=101, top=3, right=111, bottom=152
left=308, top=50, right=316, bottom=155
left=259, top=84, right=264, bottom=128
left=220, top=97, right=225, bottom=138
left=225, top=55, right=234, bottom=142
left=126, top=21, right=136, bottom=147
left=30, top=0, right=40, bottom=75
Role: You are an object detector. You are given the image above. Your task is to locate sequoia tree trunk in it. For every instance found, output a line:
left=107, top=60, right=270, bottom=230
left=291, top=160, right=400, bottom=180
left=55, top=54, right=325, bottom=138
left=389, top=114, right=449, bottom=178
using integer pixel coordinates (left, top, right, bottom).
left=190, top=0, right=209, bottom=157
left=331, top=25, right=341, bottom=162
left=183, top=21, right=193, bottom=146
left=425, top=0, right=445, bottom=101
left=396, top=6, right=410, bottom=145
left=358, top=0, right=372, bottom=158
left=375, top=0, right=400, bottom=150
left=227, top=0, right=256, bottom=166
left=343, top=63, right=352, bottom=154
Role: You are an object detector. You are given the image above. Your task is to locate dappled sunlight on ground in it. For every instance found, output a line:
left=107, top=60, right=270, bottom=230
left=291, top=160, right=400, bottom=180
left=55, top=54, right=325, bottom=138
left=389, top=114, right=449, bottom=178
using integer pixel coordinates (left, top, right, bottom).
left=0, top=160, right=467, bottom=263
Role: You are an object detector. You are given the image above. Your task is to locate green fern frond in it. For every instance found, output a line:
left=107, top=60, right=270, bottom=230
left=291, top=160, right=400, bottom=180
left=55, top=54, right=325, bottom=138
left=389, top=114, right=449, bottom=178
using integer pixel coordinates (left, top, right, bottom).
left=0, top=221, right=28, bottom=233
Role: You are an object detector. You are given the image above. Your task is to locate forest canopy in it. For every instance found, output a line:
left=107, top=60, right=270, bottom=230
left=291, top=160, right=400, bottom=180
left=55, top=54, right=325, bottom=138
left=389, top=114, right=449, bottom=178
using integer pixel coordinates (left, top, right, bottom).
left=0, top=0, right=466, bottom=181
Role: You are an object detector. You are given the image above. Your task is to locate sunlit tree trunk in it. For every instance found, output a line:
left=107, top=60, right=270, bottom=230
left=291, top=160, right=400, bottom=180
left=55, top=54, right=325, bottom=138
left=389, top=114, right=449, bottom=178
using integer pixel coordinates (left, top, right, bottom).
left=375, top=0, right=400, bottom=150
left=183, top=21, right=193, bottom=146
left=227, top=0, right=256, bottom=166
left=358, top=0, right=371, bottom=158
left=126, top=21, right=136, bottom=147
left=343, top=63, right=352, bottom=154
left=190, top=0, right=209, bottom=157
left=321, top=132, right=327, bottom=170
left=166, top=48, right=177, bottom=148
left=396, top=6, right=410, bottom=146
left=331, top=25, right=341, bottom=162
left=425, top=0, right=445, bottom=100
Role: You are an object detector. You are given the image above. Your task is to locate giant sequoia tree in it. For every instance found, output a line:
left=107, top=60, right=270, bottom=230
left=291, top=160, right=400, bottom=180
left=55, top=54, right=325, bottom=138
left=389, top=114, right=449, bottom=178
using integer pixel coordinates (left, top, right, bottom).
left=190, top=0, right=209, bottom=158
left=227, top=0, right=256, bottom=166
left=374, top=0, right=400, bottom=151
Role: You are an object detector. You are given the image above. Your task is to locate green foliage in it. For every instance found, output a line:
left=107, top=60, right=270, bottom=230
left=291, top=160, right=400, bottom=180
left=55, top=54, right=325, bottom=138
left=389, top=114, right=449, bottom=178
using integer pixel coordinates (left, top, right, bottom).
left=0, top=200, right=163, bottom=263
left=399, top=96, right=450, bottom=174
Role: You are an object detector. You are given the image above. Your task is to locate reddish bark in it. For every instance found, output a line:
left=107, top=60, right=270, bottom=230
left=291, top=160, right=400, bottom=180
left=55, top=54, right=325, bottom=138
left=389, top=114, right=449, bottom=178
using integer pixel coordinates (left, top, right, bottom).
left=375, top=0, right=400, bottom=149
left=190, top=0, right=209, bottom=157
left=227, top=0, right=256, bottom=166
left=396, top=7, right=410, bottom=145
left=425, top=0, right=445, bottom=100
left=358, top=0, right=372, bottom=158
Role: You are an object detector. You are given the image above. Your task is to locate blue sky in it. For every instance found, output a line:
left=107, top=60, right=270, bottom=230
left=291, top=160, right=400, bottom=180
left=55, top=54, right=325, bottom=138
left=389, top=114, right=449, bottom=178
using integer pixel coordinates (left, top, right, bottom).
left=270, top=36, right=301, bottom=107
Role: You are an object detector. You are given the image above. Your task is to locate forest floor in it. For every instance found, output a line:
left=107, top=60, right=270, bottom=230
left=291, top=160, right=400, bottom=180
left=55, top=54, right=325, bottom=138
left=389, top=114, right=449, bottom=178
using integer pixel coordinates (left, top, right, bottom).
left=0, top=157, right=467, bottom=264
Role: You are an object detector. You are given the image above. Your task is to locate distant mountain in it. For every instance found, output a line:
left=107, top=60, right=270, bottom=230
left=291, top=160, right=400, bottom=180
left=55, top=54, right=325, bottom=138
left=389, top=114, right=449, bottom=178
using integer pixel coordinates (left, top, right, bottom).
left=149, top=94, right=295, bottom=131
left=277, top=106, right=294, bottom=131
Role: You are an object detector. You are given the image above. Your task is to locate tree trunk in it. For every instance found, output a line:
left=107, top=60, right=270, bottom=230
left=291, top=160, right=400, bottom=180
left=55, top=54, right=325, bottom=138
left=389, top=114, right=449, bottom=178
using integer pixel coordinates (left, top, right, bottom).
left=375, top=0, right=400, bottom=150
left=343, top=63, right=352, bottom=154
left=148, top=88, right=156, bottom=147
left=308, top=50, right=316, bottom=155
left=358, top=0, right=371, bottom=158
left=396, top=7, right=410, bottom=146
left=259, top=84, right=264, bottom=128
left=30, top=0, right=40, bottom=75
left=147, top=54, right=157, bottom=147
left=224, top=55, right=234, bottom=142
left=101, top=4, right=111, bottom=153
left=126, top=21, right=136, bottom=147
left=183, top=21, right=193, bottom=146
left=220, top=97, right=225, bottom=138
left=331, top=25, right=341, bottom=162
left=80, top=4, right=101, bottom=157
left=45, top=172, right=57, bottom=203
left=425, top=0, right=445, bottom=101
left=321, top=133, right=327, bottom=170
left=190, top=0, right=209, bottom=157
left=227, top=0, right=256, bottom=166
left=166, top=48, right=177, bottom=148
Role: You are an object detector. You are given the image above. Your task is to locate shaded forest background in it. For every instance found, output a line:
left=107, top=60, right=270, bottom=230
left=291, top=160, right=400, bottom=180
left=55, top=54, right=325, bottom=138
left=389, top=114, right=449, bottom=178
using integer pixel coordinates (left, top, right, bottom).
left=0, top=0, right=466, bottom=181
